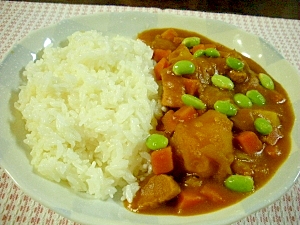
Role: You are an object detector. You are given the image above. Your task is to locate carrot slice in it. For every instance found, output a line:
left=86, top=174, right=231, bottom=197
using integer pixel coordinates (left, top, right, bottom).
left=234, top=131, right=263, bottom=154
left=199, top=184, right=223, bottom=202
left=161, top=28, right=178, bottom=41
left=154, top=57, right=168, bottom=80
left=161, top=110, right=178, bottom=134
left=173, top=105, right=198, bottom=122
left=151, top=146, right=174, bottom=175
left=191, top=44, right=205, bottom=54
left=204, top=43, right=217, bottom=49
left=182, top=78, right=200, bottom=95
left=153, top=49, right=171, bottom=63
left=176, top=189, right=206, bottom=214
left=173, top=36, right=184, bottom=45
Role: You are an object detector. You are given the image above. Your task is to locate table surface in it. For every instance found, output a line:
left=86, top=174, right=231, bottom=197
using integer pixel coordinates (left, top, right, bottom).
left=0, top=1, right=300, bottom=225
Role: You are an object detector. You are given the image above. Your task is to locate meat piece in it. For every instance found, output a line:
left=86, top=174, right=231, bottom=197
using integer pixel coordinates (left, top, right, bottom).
left=231, top=160, right=254, bottom=176
left=183, top=175, right=203, bottom=187
left=234, top=73, right=260, bottom=93
left=227, top=70, right=248, bottom=83
left=230, top=108, right=255, bottom=132
left=171, top=110, right=234, bottom=180
left=261, top=126, right=283, bottom=145
left=199, top=85, right=234, bottom=109
left=267, top=90, right=286, bottom=104
left=136, top=175, right=181, bottom=211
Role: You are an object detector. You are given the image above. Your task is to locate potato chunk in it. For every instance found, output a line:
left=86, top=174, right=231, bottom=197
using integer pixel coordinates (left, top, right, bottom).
left=171, top=110, right=234, bottom=180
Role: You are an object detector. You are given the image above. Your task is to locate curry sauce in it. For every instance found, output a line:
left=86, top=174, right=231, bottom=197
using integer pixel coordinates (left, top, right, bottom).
left=124, top=28, right=295, bottom=216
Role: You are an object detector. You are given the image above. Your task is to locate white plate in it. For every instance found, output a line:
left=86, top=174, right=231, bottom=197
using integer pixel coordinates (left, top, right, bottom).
left=0, top=11, right=299, bottom=225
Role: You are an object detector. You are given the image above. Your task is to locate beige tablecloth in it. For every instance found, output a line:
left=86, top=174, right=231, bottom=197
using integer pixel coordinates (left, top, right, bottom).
left=0, top=1, right=299, bottom=224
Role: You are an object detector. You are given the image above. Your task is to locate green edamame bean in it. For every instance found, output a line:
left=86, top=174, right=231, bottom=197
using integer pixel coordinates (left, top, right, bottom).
left=193, top=49, right=205, bottom=58
left=246, top=90, right=266, bottom=106
left=181, top=94, right=206, bottom=110
left=214, top=100, right=238, bottom=116
left=254, top=118, right=273, bottom=135
left=146, top=134, right=168, bottom=150
left=182, top=37, right=201, bottom=48
left=224, top=174, right=254, bottom=192
left=258, top=73, right=275, bottom=90
left=233, top=93, right=253, bottom=108
left=173, top=60, right=196, bottom=76
left=211, top=74, right=234, bottom=90
left=226, top=57, right=244, bottom=70
left=205, top=48, right=220, bottom=57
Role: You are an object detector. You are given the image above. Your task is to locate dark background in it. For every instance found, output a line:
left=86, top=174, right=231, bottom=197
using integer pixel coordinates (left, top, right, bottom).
left=13, top=0, right=300, bottom=19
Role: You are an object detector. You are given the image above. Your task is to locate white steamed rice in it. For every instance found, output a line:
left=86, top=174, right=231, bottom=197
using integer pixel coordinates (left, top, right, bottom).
left=15, top=30, right=160, bottom=202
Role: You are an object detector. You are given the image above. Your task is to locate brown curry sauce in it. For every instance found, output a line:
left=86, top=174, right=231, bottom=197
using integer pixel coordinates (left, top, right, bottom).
left=124, top=28, right=295, bottom=216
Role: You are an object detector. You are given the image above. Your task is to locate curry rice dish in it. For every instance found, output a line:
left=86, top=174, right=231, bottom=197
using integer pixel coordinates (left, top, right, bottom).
left=15, top=28, right=294, bottom=216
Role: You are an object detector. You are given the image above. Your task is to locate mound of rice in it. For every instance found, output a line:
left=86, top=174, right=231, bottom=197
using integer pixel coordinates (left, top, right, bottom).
left=15, top=30, right=160, bottom=202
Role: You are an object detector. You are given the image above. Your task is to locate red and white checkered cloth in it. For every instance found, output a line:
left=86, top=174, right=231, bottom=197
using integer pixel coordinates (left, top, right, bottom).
left=0, top=1, right=299, bottom=224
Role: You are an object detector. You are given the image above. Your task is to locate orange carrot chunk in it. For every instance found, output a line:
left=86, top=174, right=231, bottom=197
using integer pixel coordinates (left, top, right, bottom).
left=191, top=44, right=205, bottom=54
left=173, top=36, right=184, bottom=45
left=199, top=184, right=223, bottom=202
left=204, top=43, right=217, bottom=49
left=151, top=146, right=174, bottom=175
left=161, top=28, right=178, bottom=41
left=234, top=131, right=263, bottom=154
left=153, top=49, right=172, bottom=63
left=173, top=105, right=198, bottom=122
left=176, top=189, right=206, bottom=214
left=182, top=78, right=200, bottom=95
left=154, top=57, right=168, bottom=80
